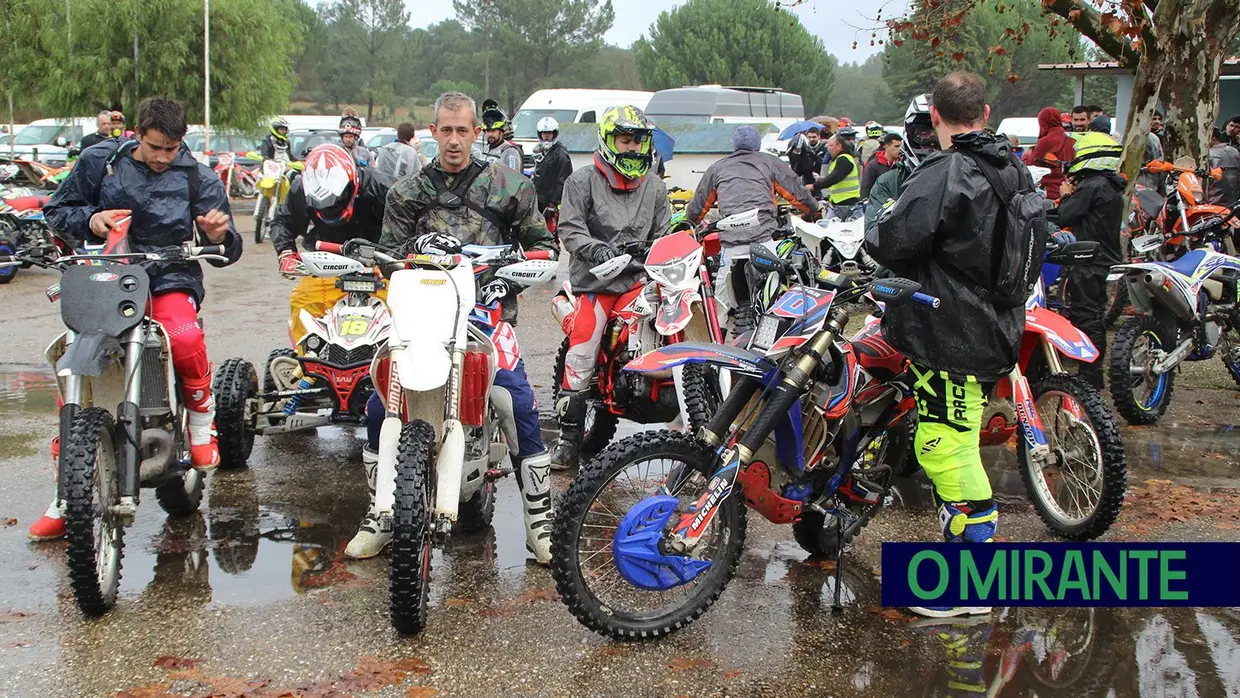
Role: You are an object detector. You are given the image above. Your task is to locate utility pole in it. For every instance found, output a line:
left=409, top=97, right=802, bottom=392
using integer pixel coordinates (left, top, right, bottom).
left=204, top=0, right=211, bottom=152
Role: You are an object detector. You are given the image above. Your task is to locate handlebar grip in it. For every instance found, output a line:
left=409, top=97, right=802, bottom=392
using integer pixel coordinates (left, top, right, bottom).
left=316, top=241, right=344, bottom=253
left=191, top=245, right=227, bottom=257
left=912, top=292, right=940, bottom=309
left=525, top=249, right=554, bottom=260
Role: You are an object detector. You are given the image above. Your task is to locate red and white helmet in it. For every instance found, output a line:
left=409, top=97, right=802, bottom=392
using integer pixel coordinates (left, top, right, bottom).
left=302, top=143, right=358, bottom=224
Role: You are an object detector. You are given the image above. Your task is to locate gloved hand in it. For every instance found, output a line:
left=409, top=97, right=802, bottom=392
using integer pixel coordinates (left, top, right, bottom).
left=586, top=243, right=619, bottom=266
left=278, top=250, right=302, bottom=280
left=1050, top=229, right=1077, bottom=246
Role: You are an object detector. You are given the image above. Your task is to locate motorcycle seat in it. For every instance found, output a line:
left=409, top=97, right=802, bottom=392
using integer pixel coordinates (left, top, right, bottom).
left=1166, top=248, right=1208, bottom=278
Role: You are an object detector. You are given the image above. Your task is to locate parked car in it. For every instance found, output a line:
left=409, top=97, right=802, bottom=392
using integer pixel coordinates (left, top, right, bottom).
left=364, top=127, right=397, bottom=150
left=184, top=130, right=263, bottom=169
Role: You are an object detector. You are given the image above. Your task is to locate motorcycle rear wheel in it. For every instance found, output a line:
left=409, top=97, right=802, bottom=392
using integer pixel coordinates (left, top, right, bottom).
left=390, top=419, right=437, bottom=635
left=550, top=430, right=746, bottom=641
left=0, top=239, right=17, bottom=284
left=1019, top=374, right=1126, bottom=540
left=1108, top=315, right=1176, bottom=425
left=63, top=407, right=125, bottom=616
left=552, top=338, right=619, bottom=456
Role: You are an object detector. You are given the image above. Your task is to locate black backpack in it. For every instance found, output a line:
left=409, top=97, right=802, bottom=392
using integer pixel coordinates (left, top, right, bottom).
left=963, top=151, right=1048, bottom=310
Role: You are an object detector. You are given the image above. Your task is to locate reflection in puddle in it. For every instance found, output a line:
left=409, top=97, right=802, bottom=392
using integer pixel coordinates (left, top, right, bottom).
left=0, top=366, right=58, bottom=414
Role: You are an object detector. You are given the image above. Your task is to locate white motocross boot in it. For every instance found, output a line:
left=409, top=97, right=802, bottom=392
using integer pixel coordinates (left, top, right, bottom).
left=345, top=445, right=393, bottom=559
left=519, top=451, right=553, bottom=564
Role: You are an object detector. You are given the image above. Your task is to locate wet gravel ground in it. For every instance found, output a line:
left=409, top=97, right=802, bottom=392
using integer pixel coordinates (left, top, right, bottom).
left=1, top=214, right=1239, bottom=697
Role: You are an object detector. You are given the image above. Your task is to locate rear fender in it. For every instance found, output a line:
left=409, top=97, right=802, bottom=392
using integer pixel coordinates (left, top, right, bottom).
left=623, top=341, right=772, bottom=377
left=1023, top=306, right=1098, bottom=363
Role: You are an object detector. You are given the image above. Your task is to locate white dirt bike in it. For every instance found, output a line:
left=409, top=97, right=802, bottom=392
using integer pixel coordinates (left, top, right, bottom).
left=326, top=239, right=558, bottom=635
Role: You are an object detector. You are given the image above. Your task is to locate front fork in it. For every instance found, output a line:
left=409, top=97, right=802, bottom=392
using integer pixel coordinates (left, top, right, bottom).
left=56, top=326, right=144, bottom=516
left=668, top=328, right=834, bottom=549
left=1013, top=341, right=1080, bottom=469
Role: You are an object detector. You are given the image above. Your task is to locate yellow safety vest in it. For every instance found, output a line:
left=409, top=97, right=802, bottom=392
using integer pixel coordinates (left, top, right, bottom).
left=828, top=153, right=862, bottom=204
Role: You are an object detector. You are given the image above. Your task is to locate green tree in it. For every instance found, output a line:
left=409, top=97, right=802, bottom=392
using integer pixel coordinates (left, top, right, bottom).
left=36, top=0, right=298, bottom=131
left=633, top=0, right=836, bottom=115
left=326, top=0, right=410, bottom=122
left=453, top=0, right=615, bottom=113
left=823, top=54, right=894, bottom=124
left=0, top=0, right=49, bottom=136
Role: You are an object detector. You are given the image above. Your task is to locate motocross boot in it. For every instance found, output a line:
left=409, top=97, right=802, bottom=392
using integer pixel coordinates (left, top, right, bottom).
left=519, top=451, right=553, bottom=564
left=345, top=446, right=392, bottom=559
left=550, top=390, right=586, bottom=471
left=908, top=499, right=997, bottom=619
left=28, top=437, right=65, bottom=541
left=182, top=373, right=220, bottom=470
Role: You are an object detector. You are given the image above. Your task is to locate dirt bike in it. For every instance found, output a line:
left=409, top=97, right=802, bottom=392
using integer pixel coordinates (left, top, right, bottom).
left=342, top=239, right=558, bottom=635
left=0, top=218, right=241, bottom=617
left=550, top=273, right=939, bottom=640
left=1144, top=158, right=1237, bottom=259
left=549, top=225, right=727, bottom=452
left=212, top=151, right=260, bottom=200
left=253, top=157, right=302, bottom=244
left=961, top=240, right=1128, bottom=540
left=806, top=205, right=878, bottom=281
left=1108, top=224, right=1240, bottom=424
left=213, top=245, right=391, bottom=461
left=0, top=191, right=75, bottom=284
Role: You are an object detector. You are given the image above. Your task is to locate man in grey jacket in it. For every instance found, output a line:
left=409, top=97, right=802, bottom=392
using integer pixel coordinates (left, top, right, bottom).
left=551, top=105, right=670, bottom=470
left=1209, top=127, right=1240, bottom=206
left=686, top=125, right=821, bottom=330
left=374, top=122, right=422, bottom=179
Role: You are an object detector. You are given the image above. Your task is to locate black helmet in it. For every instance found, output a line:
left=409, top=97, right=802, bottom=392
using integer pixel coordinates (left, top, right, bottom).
left=481, top=99, right=507, bottom=131
left=902, top=94, right=939, bottom=168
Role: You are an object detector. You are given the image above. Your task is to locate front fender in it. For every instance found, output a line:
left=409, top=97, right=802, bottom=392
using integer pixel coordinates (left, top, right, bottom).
left=1024, top=306, right=1098, bottom=363
left=392, top=342, right=452, bottom=391
left=624, top=341, right=772, bottom=376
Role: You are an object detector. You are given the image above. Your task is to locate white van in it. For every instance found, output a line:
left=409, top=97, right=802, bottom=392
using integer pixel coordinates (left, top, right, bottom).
left=644, top=85, right=805, bottom=133
left=995, top=117, right=1041, bottom=146
left=7, top=117, right=96, bottom=164
left=511, top=89, right=654, bottom=165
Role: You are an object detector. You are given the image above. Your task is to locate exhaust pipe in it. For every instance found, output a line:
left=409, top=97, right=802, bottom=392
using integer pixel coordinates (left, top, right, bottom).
left=138, top=429, right=176, bottom=481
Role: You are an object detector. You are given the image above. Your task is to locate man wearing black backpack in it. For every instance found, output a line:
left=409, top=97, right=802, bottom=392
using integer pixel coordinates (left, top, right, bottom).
left=868, top=72, right=1044, bottom=619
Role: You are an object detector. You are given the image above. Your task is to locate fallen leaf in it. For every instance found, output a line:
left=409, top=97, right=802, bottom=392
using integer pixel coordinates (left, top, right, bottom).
left=2, top=518, right=16, bottom=526
left=115, top=683, right=173, bottom=698
left=193, top=675, right=272, bottom=697
left=153, top=656, right=201, bottom=670
left=392, top=657, right=433, bottom=675
left=723, top=670, right=743, bottom=680
left=0, top=610, right=30, bottom=623
left=407, top=688, right=440, bottom=698
left=864, top=605, right=913, bottom=623
left=668, top=656, right=714, bottom=671
left=515, top=588, right=559, bottom=604
left=444, top=597, right=471, bottom=608
left=803, top=558, right=836, bottom=570
left=5, top=640, right=30, bottom=648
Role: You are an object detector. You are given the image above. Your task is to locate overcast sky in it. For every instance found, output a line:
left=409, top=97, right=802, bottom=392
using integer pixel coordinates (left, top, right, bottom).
left=406, top=0, right=910, bottom=64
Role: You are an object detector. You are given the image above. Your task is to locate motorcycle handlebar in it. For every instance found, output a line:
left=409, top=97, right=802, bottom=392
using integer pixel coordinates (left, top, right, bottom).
left=911, top=291, right=940, bottom=308
left=524, top=249, right=555, bottom=261
left=315, top=241, right=344, bottom=253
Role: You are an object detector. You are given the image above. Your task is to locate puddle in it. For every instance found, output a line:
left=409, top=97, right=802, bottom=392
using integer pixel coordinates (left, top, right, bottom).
left=0, top=366, right=58, bottom=415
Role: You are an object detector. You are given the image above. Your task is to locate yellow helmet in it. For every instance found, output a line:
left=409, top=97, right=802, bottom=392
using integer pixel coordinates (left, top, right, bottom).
left=597, top=105, right=655, bottom=179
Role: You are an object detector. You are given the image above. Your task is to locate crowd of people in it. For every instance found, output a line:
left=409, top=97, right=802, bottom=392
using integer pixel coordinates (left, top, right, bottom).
left=19, top=74, right=1240, bottom=635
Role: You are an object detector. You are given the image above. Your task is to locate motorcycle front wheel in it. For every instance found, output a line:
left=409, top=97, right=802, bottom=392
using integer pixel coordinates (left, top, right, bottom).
left=1019, top=374, right=1126, bottom=540
left=253, top=196, right=269, bottom=244
left=550, top=430, right=746, bottom=641
left=390, top=419, right=437, bottom=635
left=62, top=407, right=125, bottom=616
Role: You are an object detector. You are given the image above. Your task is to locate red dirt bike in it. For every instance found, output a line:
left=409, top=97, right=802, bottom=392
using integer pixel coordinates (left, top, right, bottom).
left=550, top=223, right=728, bottom=451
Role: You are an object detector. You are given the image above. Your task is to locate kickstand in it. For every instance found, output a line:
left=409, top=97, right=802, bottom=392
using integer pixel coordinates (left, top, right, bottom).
left=831, top=522, right=845, bottom=613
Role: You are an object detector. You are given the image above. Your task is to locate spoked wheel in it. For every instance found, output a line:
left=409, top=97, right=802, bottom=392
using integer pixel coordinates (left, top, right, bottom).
left=680, top=363, right=722, bottom=435
left=550, top=430, right=746, bottom=641
left=0, top=238, right=17, bottom=283
left=154, top=467, right=205, bottom=517
left=552, top=338, right=618, bottom=455
left=1019, top=375, right=1126, bottom=540
left=1108, top=316, right=1176, bottom=424
left=1014, top=607, right=1122, bottom=698
left=1221, top=327, right=1240, bottom=389
left=253, top=196, right=269, bottom=244
left=62, top=407, right=125, bottom=616
left=390, top=420, right=437, bottom=635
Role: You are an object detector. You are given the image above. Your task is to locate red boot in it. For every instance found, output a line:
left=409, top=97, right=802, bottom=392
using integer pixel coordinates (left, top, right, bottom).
left=182, top=373, right=220, bottom=470
left=29, top=438, right=65, bottom=541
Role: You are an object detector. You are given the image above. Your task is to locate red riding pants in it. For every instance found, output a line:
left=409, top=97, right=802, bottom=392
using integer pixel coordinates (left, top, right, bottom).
left=150, top=292, right=211, bottom=409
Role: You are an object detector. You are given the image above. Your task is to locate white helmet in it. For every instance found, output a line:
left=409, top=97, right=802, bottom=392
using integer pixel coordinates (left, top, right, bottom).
left=537, top=116, right=560, bottom=143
